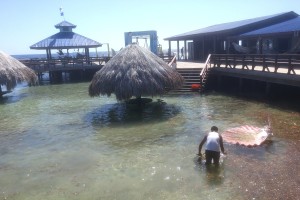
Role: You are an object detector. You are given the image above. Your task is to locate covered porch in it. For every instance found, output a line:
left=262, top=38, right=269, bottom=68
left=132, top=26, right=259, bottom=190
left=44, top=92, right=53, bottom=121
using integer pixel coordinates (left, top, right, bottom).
left=164, top=11, right=299, bottom=62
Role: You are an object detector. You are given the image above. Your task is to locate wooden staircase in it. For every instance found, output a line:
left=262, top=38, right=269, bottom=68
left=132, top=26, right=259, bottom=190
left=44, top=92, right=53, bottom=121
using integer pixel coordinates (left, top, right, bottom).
left=170, top=68, right=202, bottom=93
left=165, top=55, right=212, bottom=94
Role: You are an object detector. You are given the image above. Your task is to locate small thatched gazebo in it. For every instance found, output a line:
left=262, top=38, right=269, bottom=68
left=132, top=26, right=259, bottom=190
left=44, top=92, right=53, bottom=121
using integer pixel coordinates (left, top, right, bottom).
left=0, top=51, right=38, bottom=96
left=89, top=44, right=184, bottom=101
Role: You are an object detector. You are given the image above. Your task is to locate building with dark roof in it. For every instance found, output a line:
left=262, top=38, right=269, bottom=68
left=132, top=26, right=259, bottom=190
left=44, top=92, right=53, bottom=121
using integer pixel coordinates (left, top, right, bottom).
left=30, top=20, right=102, bottom=60
left=164, top=11, right=300, bottom=61
left=238, top=16, right=300, bottom=54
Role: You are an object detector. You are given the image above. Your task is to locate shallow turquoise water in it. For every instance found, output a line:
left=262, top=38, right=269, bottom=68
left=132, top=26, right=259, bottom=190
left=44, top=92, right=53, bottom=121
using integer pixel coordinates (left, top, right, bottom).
left=0, top=83, right=299, bottom=200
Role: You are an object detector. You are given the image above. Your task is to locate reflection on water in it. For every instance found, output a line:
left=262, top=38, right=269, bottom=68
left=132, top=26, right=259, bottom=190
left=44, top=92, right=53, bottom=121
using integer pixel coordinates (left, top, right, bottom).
left=0, top=83, right=299, bottom=200
left=193, top=156, right=225, bottom=186
left=86, top=100, right=181, bottom=128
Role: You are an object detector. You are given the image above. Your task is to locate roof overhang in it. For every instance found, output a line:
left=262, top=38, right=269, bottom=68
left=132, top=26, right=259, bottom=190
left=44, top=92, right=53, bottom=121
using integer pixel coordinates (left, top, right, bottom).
left=30, top=44, right=102, bottom=50
left=30, top=32, right=102, bottom=50
left=234, top=16, right=300, bottom=40
left=164, top=11, right=299, bottom=41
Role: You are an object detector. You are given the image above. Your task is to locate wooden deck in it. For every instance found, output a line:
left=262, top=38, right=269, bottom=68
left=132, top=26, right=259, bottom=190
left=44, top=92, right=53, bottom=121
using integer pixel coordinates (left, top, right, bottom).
left=20, top=57, right=110, bottom=73
left=176, top=61, right=205, bottom=69
left=19, top=54, right=300, bottom=88
left=210, top=54, right=300, bottom=75
left=209, top=54, right=300, bottom=87
left=177, top=54, right=300, bottom=88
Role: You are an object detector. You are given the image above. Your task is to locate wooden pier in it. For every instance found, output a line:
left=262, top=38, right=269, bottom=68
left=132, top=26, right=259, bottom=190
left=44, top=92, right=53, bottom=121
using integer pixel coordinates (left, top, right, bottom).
left=209, top=54, right=300, bottom=85
left=20, top=56, right=110, bottom=82
left=200, top=54, right=300, bottom=96
left=18, top=54, right=300, bottom=96
left=20, top=56, right=176, bottom=82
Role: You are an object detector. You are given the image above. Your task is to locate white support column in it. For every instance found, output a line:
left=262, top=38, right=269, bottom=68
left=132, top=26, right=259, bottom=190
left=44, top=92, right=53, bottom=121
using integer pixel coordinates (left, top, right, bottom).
left=168, top=40, right=171, bottom=56
left=184, top=40, right=187, bottom=60
left=177, top=41, right=180, bottom=59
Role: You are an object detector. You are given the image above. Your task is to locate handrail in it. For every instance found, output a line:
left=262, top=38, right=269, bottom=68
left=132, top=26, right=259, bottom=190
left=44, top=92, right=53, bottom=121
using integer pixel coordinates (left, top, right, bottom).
left=168, top=55, right=177, bottom=68
left=200, top=54, right=212, bottom=77
left=210, top=54, right=300, bottom=75
left=20, top=56, right=111, bottom=73
left=199, top=54, right=212, bottom=89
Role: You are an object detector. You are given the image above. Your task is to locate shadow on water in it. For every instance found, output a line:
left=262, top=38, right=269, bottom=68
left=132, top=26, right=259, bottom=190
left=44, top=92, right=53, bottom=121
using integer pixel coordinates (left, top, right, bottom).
left=84, top=99, right=183, bottom=149
left=85, top=99, right=182, bottom=128
left=227, top=139, right=275, bottom=160
left=208, top=89, right=300, bottom=112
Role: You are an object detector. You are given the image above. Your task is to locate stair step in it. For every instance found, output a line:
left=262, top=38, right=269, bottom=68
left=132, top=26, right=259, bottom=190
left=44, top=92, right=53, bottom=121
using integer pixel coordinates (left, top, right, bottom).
left=180, top=89, right=200, bottom=92
left=168, top=68, right=204, bottom=93
left=182, top=76, right=200, bottom=78
left=184, top=78, right=200, bottom=81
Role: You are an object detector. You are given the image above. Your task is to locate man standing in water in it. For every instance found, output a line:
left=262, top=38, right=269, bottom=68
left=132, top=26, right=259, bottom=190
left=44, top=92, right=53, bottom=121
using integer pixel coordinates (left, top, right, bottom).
left=198, top=126, right=226, bottom=166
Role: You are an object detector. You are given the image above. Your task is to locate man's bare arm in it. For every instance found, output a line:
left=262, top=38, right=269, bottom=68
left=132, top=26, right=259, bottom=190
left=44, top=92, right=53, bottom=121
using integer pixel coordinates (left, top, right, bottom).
left=219, top=135, right=226, bottom=154
left=198, top=135, right=207, bottom=155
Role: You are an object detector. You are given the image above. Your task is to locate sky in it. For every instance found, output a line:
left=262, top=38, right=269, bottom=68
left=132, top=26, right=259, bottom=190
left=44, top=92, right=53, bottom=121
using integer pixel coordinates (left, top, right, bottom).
left=1, top=0, right=300, bottom=55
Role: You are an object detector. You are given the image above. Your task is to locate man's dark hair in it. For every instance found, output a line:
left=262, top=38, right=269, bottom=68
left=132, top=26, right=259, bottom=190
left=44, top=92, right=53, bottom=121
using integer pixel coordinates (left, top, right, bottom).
left=211, top=126, right=218, bottom=132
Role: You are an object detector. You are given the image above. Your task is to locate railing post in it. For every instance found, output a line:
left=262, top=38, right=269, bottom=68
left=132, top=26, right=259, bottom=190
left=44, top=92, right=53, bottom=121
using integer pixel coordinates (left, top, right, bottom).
left=262, top=55, right=266, bottom=72
left=274, top=55, right=278, bottom=73
left=242, top=55, right=245, bottom=69
left=287, top=55, right=295, bottom=74
left=215, top=55, right=219, bottom=67
left=251, top=55, right=255, bottom=70
left=233, top=55, right=236, bottom=69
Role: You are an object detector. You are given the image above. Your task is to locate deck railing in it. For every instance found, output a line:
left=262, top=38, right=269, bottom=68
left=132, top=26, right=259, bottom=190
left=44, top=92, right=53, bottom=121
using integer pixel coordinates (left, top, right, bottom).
left=20, top=56, right=111, bottom=73
left=200, top=54, right=212, bottom=76
left=210, top=54, right=300, bottom=75
left=200, top=54, right=212, bottom=86
left=21, top=55, right=177, bottom=73
left=167, top=55, right=177, bottom=68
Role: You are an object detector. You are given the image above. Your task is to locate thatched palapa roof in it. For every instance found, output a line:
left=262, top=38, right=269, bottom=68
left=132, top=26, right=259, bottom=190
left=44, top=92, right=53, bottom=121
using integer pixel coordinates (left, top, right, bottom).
left=89, top=44, right=184, bottom=101
left=0, top=51, right=38, bottom=93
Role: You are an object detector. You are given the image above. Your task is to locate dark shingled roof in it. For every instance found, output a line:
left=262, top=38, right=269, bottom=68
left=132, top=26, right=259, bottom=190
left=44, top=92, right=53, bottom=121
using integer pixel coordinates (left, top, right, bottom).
left=55, top=21, right=76, bottom=28
left=30, top=32, right=102, bottom=49
left=30, top=20, right=101, bottom=49
left=240, top=16, right=300, bottom=37
left=165, top=11, right=298, bottom=40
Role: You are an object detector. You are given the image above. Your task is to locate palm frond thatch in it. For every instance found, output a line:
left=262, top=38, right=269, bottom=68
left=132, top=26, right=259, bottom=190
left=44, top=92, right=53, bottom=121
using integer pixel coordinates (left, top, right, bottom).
left=89, top=44, right=184, bottom=101
left=0, top=51, right=38, bottom=91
